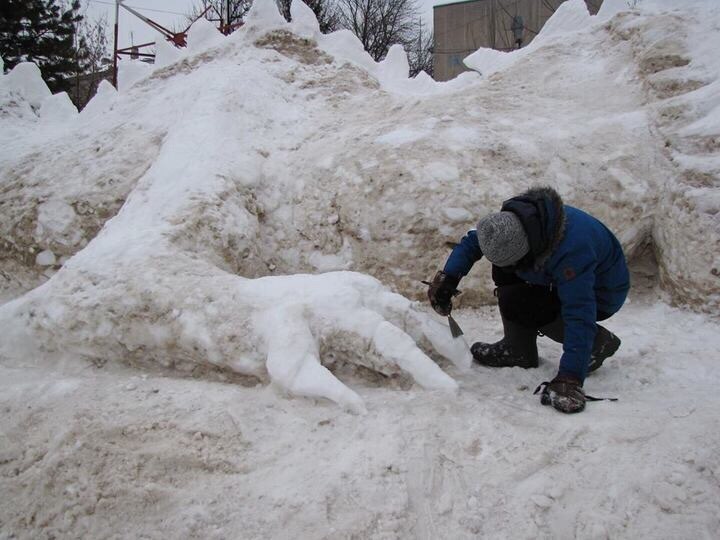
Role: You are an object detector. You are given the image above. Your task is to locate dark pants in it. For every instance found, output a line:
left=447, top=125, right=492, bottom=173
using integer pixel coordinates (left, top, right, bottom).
left=492, top=265, right=611, bottom=328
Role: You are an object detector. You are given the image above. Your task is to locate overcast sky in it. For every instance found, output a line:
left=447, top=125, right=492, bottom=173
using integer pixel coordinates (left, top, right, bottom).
left=84, top=0, right=438, bottom=51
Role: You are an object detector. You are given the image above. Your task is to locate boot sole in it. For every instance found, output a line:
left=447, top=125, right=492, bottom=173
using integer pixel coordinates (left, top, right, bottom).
left=472, top=356, right=538, bottom=369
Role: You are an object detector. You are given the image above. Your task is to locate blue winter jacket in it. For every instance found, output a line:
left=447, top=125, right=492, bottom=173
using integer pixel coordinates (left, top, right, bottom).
left=443, top=187, right=630, bottom=381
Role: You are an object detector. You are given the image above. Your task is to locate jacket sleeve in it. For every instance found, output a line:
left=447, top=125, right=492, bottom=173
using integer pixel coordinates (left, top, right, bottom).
left=443, top=230, right=483, bottom=278
left=552, top=253, right=598, bottom=382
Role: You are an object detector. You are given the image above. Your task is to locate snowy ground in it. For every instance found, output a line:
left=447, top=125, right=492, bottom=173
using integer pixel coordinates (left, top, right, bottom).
left=2, top=296, right=719, bottom=539
left=2, top=0, right=720, bottom=537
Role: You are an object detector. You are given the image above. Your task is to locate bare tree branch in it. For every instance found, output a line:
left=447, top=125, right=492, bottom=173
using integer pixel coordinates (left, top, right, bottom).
left=337, top=0, right=421, bottom=62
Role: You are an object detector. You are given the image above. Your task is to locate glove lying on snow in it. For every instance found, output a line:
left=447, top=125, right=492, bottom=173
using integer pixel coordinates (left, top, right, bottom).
left=535, top=375, right=618, bottom=414
left=426, top=271, right=460, bottom=316
left=535, top=375, right=587, bottom=413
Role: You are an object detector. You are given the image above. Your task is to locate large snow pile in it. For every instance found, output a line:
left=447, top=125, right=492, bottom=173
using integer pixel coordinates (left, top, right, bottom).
left=0, top=0, right=717, bottom=395
left=1, top=0, right=719, bottom=404
left=1, top=0, right=720, bottom=535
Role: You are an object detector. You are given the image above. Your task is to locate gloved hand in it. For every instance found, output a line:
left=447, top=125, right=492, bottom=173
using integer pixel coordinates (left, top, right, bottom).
left=426, top=271, right=460, bottom=316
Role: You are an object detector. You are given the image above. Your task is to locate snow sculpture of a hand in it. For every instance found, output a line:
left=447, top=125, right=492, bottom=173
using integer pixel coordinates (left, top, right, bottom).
left=0, top=261, right=470, bottom=413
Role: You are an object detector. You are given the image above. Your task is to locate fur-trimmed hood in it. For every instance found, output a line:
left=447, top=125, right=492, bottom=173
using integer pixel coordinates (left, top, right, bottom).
left=501, top=186, right=566, bottom=270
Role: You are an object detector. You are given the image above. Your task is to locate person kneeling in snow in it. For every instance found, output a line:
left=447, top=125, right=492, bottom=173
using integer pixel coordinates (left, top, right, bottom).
left=427, top=187, right=630, bottom=414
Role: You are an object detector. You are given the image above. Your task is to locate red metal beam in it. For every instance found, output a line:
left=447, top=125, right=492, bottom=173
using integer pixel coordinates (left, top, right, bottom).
left=111, top=0, right=243, bottom=86
left=120, top=3, right=176, bottom=39
left=183, top=5, right=215, bottom=33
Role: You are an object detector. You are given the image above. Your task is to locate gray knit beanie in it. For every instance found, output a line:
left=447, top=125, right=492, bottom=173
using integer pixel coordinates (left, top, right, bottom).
left=476, top=211, right=529, bottom=267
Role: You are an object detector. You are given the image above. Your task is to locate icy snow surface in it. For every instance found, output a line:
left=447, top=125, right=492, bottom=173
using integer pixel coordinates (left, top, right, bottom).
left=1, top=0, right=719, bottom=537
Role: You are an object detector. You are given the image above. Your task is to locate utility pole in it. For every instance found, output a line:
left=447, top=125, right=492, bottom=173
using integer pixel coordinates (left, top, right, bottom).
left=112, top=0, right=121, bottom=88
left=226, top=0, right=232, bottom=33
left=491, top=0, right=496, bottom=50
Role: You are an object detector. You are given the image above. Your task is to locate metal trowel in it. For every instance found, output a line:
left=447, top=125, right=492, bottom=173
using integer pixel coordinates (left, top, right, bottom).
left=447, top=314, right=464, bottom=338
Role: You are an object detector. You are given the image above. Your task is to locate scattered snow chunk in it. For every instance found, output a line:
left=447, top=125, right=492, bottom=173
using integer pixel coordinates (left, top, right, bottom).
left=35, top=200, right=80, bottom=246
left=35, top=250, right=56, bottom=267
left=531, top=494, right=554, bottom=509
left=423, top=161, right=460, bottom=182
left=443, top=126, right=480, bottom=148
left=443, top=207, right=473, bottom=223
left=308, top=251, right=350, bottom=271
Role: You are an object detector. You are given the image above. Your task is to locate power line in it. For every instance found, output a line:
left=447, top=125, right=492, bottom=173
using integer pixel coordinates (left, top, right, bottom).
left=87, top=0, right=188, bottom=16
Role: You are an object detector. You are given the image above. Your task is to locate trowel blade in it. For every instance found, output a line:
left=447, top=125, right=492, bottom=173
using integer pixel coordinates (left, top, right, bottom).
left=448, top=315, right=464, bottom=338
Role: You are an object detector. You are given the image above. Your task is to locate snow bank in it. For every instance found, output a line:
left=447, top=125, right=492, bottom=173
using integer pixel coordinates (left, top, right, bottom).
left=1, top=3, right=720, bottom=537
left=316, top=9, right=479, bottom=95
left=2, top=301, right=719, bottom=539
left=81, top=79, right=117, bottom=117
left=154, top=35, right=182, bottom=69
left=465, top=0, right=592, bottom=76
left=0, top=0, right=718, bottom=415
left=0, top=5, right=477, bottom=411
left=39, top=91, right=78, bottom=122
left=1, top=62, right=51, bottom=109
left=116, top=59, right=152, bottom=92
left=465, top=0, right=720, bottom=78
left=186, top=17, right=225, bottom=53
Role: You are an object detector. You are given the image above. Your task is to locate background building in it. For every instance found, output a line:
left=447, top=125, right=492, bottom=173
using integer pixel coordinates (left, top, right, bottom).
left=433, top=0, right=602, bottom=81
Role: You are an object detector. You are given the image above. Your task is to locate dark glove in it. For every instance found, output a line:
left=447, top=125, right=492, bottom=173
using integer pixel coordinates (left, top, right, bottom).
left=426, top=271, right=460, bottom=316
left=534, top=375, right=586, bottom=414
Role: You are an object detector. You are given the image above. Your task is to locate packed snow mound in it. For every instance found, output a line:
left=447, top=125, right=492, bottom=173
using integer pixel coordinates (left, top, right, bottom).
left=0, top=0, right=719, bottom=408
left=464, top=0, right=591, bottom=77
left=1, top=62, right=51, bottom=109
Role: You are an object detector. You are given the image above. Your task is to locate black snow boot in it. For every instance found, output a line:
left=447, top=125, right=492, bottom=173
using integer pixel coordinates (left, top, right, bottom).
left=471, top=316, right=539, bottom=369
left=535, top=375, right=586, bottom=414
left=538, top=318, right=621, bottom=373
